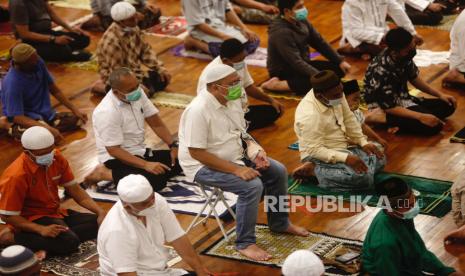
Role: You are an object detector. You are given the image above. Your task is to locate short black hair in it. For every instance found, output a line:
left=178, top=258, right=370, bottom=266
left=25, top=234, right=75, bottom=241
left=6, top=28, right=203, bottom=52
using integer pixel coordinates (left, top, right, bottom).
left=278, top=0, right=299, bottom=15
left=342, top=80, right=360, bottom=96
left=220, top=39, right=245, bottom=59
left=375, top=177, right=410, bottom=199
left=385, top=27, right=413, bottom=51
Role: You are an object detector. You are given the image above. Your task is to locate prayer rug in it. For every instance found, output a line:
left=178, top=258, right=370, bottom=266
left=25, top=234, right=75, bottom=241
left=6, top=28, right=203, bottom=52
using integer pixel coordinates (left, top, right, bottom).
left=288, top=173, right=452, bottom=217
left=41, top=240, right=182, bottom=276
left=87, top=175, right=238, bottom=219
left=202, top=224, right=362, bottom=275
left=151, top=91, right=195, bottom=109
left=146, top=16, right=188, bottom=39
left=451, top=126, right=465, bottom=143
left=49, top=0, right=91, bottom=10
left=414, top=14, right=458, bottom=31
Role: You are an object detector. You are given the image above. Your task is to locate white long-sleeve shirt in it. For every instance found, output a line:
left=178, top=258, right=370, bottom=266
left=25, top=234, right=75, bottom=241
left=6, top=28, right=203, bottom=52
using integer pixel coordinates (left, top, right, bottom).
left=450, top=10, right=465, bottom=72
left=341, top=0, right=416, bottom=48
left=405, top=0, right=432, bottom=11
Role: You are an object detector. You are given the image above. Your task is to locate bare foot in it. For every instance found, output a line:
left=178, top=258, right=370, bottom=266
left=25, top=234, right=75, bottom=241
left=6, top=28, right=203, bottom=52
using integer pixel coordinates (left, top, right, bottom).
left=84, top=164, right=112, bottom=188
left=445, top=225, right=465, bottom=243
left=238, top=244, right=272, bottom=261
left=292, top=162, right=315, bottom=179
left=365, top=108, right=386, bottom=124
left=35, top=250, right=47, bottom=261
left=387, top=126, right=399, bottom=134
left=0, top=116, right=11, bottom=130
left=0, top=227, right=14, bottom=246
left=284, top=223, right=309, bottom=237
left=260, top=77, right=291, bottom=92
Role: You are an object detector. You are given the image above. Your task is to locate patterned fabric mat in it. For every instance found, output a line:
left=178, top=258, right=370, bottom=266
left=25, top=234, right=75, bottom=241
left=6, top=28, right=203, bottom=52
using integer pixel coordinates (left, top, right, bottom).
left=49, top=0, right=91, bottom=10
left=147, top=16, right=188, bottom=39
left=288, top=173, right=452, bottom=217
left=414, top=14, right=458, bottom=31
left=41, top=239, right=182, bottom=276
left=151, top=91, right=195, bottom=109
left=202, top=224, right=362, bottom=275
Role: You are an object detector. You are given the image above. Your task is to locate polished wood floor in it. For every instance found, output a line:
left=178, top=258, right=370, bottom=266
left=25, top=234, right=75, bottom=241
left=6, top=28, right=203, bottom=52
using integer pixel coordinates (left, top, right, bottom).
left=1, top=0, right=465, bottom=275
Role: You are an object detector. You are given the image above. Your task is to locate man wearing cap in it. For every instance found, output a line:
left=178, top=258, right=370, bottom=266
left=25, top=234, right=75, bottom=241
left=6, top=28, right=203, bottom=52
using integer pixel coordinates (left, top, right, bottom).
left=0, top=245, right=45, bottom=275
left=294, top=70, right=386, bottom=191
left=282, top=250, right=325, bottom=276
left=85, top=68, right=181, bottom=192
left=8, top=0, right=91, bottom=62
left=94, top=1, right=171, bottom=95
left=0, top=126, right=106, bottom=255
left=1, top=43, right=88, bottom=141
left=179, top=63, right=309, bottom=262
left=98, top=174, right=210, bottom=276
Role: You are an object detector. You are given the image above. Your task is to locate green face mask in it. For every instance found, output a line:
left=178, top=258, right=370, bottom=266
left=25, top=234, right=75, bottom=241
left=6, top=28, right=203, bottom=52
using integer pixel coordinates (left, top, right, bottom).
left=224, top=83, right=242, bottom=101
left=125, top=87, right=142, bottom=102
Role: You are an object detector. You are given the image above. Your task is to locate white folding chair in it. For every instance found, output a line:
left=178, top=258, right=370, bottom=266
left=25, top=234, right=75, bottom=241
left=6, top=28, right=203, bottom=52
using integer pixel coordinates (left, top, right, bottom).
left=186, top=182, right=236, bottom=241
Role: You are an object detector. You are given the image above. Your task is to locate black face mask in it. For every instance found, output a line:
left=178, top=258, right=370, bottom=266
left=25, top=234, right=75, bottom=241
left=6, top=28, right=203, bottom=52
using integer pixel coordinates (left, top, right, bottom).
left=400, top=48, right=417, bottom=63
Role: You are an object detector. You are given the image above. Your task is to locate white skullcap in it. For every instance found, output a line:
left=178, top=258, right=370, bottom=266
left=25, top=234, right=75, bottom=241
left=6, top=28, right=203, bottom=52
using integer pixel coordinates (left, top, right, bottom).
left=21, top=126, right=54, bottom=150
left=111, top=1, right=136, bottom=22
left=204, top=63, right=236, bottom=84
left=0, top=245, right=38, bottom=275
left=117, top=174, right=153, bottom=203
left=282, top=250, right=325, bottom=276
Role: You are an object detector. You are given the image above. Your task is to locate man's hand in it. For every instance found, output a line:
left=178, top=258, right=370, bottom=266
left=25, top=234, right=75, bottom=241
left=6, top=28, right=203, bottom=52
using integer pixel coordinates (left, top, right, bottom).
left=377, top=138, right=389, bottom=150
left=55, top=35, right=74, bottom=45
left=427, top=2, right=446, bottom=12
left=270, top=99, right=284, bottom=116
left=97, top=211, right=107, bottom=226
left=413, top=34, right=424, bottom=46
left=146, top=3, right=161, bottom=14
left=159, top=70, right=172, bottom=85
left=242, top=28, right=259, bottom=42
left=418, top=113, right=444, bottom=127
left=362, top=143, right=384, bottom=159
left=439, top=93, right=457, bottom=108
left=345, top=154, right=368, bottom=174
left=253, top=150, right=270, bottom=170
left=339, top=61, right=352, bottom=74
left=73, top=109, right=88, bottom=124
left=170, top=148, right=178, bottom=167
left=144, top=162, right=171, bottom=175
left=260, top=4, right=279, bottom=14
left=233, top=166, right=261, bottom=180
left=39, top=224, right=69, bottom=238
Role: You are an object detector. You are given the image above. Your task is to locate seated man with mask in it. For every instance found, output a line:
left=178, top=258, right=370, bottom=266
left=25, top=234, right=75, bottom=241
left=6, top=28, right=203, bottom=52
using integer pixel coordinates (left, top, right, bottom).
left=98, top=174, right=210, bottom=276
left=294, top=70, right=386, bottom=191
left=86, top=68, right=181, bottom=192
left=179, top=63, right=309, bottom=262
left=0, top=126, right=106, bottom=255
left=197, top=38, right=284, bottom=130
left=361, top=177, right=457, bottom=275
left=364, top=27, right=456, bottom=136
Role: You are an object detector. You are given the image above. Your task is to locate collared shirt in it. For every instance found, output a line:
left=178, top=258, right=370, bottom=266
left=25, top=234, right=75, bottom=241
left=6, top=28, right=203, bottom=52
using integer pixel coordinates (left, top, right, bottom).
left=182, top=0, right=232, bottom=31
left=1, top=59, right=55, bottom=122
left=294, top=90, right=368, bottom=163
left=96, top=22, right=164, bottom=85
left=98, top=193, right=186, bottom=276
left=197, top=56, right=254, bottom=111
left=363, top=49, right=420, bottom=110
left=93, top=90, right=158, bottom=163
left=450, top=10, right=465, bottom=73
left=9, top=0, right=51, bottom=35
left=405, top=0, right=433, bottom=11
left=0, top=150, right=76, bottom=224
left=179, top=89, right=246, bottom=181
left=341, top=0, right=416, bottom=48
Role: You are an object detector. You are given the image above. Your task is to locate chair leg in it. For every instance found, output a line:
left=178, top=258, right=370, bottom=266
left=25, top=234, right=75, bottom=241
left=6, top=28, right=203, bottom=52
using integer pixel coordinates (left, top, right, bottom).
left=220, top=191, right=236, bottom=220
left=186, top=188, right=215, bottom=232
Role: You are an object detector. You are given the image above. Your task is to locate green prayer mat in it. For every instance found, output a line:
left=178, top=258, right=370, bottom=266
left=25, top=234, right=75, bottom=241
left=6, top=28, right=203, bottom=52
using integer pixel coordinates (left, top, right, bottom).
left=288, top=172, right=452, bottom=218
left=202, top=224, right=362, bottom=275
left=49, top=0, right=91, bottom=10
left=150, top=92, right=195, bottom=109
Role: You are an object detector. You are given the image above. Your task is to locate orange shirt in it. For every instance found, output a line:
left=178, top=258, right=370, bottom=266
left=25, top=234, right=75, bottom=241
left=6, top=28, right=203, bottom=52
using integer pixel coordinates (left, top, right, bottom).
left=0, top=150, right=76, bottom=223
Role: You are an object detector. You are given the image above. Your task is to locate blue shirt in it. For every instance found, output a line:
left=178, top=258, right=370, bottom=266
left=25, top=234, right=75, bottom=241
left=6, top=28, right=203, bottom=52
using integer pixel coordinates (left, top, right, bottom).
left=1, top=59, right=55, bottom=121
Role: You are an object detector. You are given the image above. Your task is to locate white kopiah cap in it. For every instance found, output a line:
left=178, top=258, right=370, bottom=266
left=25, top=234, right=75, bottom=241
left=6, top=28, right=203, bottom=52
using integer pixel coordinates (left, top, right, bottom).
left=204, top=63, right=236, bottom=84
left=282, top=250, right=325, bottom=276
left=117, top=174, right=153, bottom=203
left=21, top=126, right=54, bottom=150
left=111, top=1, right=136, bottom=22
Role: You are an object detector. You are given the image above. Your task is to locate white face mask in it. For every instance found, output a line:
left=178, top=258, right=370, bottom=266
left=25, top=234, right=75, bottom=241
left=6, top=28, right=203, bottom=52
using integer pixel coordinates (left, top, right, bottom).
left=232, top=61, right=245, bottom=71
left=134, top=204, right=155, bottom=217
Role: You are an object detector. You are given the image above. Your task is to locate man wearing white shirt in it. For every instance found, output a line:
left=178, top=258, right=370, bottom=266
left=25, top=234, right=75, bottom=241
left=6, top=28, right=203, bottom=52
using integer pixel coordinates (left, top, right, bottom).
left=179, top=63, right=309, bottom=262
left=85, top=68, right=181, bottom=191
left=338, top=0, right=422, bottom=57
left=443, top=9, right=465, bottom=88
left=98, top=174, right=210, bottom=276
left=197, top=38, right=284, bottom=130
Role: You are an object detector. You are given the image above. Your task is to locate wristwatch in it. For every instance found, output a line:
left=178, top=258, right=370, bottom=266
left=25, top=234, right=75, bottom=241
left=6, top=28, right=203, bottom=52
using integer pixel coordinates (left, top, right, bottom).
left=169, top=140, right=179, bottom=149
left=49, top=35, right=56, bottom=43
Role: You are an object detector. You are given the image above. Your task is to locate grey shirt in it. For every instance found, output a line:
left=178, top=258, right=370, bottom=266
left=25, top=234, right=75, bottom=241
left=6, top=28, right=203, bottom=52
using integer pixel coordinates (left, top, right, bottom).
left=182, top=0, right=232, bottom=31
left=9, top=0, right=51, bottom=35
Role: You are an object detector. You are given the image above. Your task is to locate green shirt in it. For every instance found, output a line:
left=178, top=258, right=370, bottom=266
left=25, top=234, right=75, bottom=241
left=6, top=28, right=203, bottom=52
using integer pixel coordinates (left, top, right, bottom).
left=361, top=210, right=455, bottom=276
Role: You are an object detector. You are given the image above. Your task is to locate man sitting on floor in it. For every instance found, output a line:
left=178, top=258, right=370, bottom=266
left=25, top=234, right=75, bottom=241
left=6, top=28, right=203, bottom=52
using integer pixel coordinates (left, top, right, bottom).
left=443, top=9, right=465, bottom=88
left=1, top=43, right=88, bottom=141
left=262, top=0, right=351, bottom=95
left=179, top=63, right=309, bottom=261
left=294, top=70, right=386, bottom=191
left=94, top=1, right=171, bottom=95
left=98, top=174, right=210, bottom=276
left=85, top=68, right=181, bottom=192
left=181, top=0, right=260, bottom=57
left=231, top=0, right=279, bottom=24
left=364, top=27, right=456, bottom=136
left=338, top=0, right=421, bottom=58
left=197, top=38, right=284, bottom=131
left=9, top=0, right=91, bottom=62
left=0, top=126, right=106, bottom=255
left=82, top=0, right=161, bottom=31
left=361, top=177, right=457, bottom=275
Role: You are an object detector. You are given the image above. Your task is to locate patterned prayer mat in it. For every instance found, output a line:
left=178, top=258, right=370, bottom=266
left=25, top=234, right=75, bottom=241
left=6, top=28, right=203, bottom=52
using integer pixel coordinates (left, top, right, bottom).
left=202, top=225, right=362, bottom=275
left=415, top=14, right=458, bottom=31
left=151, top=91, right=195, bottom=109
left=49, top=0, right=91, bottom=10
left=451, top=126, right=465, bottom=143
left=147, top=16, right=188, bottom=39
left=41, top=240, right=182, bottom=276
left=288, top=173, right=452, bottom=217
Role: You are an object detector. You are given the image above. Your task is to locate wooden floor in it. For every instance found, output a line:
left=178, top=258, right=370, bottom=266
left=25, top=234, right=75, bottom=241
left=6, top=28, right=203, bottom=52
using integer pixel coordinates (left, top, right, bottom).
left=1, top=0, right=465, bottom=275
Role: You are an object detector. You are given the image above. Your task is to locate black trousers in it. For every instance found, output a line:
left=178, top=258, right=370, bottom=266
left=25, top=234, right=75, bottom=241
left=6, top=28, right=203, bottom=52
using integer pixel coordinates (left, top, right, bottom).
left=278, top=60, right=345, bottom=95
left=386, top=98, right=456, bottom=136
left=15, top=210, right=98, bottom=255
left=24, top=31, right=90, bottom=62
left=104, top=149, right=182, bottom=191
left=245, top=105, right=280, bottom=131
left=405, top=4, right=443, bottom=26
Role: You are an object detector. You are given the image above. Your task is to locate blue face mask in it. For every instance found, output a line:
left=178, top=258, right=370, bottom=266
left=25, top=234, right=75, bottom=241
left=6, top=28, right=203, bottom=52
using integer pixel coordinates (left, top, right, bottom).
left=397, top=201, right=420, bottom=220
left=126, top=87, right=142, bottom=102
left=321, top=95, right=342, bottom=107
left=294, top=7, right=308, bottom=21
left=30, top=150, right=55, bottom=166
